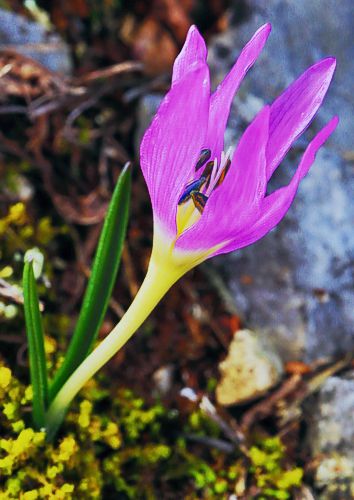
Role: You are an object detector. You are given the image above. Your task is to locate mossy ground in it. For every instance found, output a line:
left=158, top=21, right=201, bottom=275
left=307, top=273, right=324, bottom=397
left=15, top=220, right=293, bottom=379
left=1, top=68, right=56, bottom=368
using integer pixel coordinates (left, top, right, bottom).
left=0, top=357, right=303, bottom=499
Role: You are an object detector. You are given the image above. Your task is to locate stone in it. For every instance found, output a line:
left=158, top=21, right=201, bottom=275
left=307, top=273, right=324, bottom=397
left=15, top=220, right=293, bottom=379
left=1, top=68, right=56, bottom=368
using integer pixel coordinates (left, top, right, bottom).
left=306, top=372, right=354, bottom=498
left=207, top=0, right=354, bottom=361
left=216, top=329, right=283, bottom=405
left=315, top=455, right=354, bottom=499
left=308, top=373, right=354, bottom=457
left=0, top=9, right=71, bottom=74
left=152, top=364, right=174, bottom=396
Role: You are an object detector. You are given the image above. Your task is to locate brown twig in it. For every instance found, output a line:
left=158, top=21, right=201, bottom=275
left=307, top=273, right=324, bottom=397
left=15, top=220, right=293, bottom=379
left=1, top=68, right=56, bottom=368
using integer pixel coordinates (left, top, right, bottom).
left=74, top=61, right=144, bottom=84
left=0, top=278, right=44, bottom=312
left=240, top=374, right=302, bottom=431
left=241, top=354, right=353, bottom=432
left=122, top=245, right=140, bottom=298
left=200, top=395, right=246, bottom=451
left=184, top=434, right=235, bottom=453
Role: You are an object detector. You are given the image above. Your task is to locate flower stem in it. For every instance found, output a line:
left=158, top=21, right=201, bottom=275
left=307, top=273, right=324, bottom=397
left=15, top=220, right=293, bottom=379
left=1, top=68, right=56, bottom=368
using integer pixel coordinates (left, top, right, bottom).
left=45, top=257, right=181, bottom=440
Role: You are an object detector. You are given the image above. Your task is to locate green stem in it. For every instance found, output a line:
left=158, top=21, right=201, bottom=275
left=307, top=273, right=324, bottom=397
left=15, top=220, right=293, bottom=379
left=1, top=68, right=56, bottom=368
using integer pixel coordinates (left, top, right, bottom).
left=45, top=257, right=181, bottom=440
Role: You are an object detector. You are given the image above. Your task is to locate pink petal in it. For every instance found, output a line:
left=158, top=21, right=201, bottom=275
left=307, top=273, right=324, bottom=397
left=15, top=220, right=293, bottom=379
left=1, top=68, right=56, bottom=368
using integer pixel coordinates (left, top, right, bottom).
left=223, top=105, right=269, bottom=206
left=214, top=116, right=339, bottom=256
left=266, top=58, right=336, bottom=180
left=172, top=25, right=207, bottom=85
left=175, top=106, right=270, bottom=253
left=140, top=62, right=210, bottom=238
left=205, top=23, right=271, bottom=160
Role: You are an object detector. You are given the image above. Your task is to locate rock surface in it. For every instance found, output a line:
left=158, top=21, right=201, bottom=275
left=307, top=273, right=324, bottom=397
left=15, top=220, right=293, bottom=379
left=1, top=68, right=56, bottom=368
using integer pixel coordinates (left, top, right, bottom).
left=207, top=0, right=354, bottom=361
left=306, top=372, right=354, bottom=499
left=216, top=329, right=283, bottom=405
left=0, top=9, right=71, bottom=74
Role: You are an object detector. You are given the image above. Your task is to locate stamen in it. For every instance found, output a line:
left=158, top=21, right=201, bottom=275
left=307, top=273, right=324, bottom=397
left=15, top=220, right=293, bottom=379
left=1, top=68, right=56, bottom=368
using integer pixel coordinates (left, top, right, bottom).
left=225, top=146, right=234, bottom=161
left=205, top=148, right=234, bottom=196
left=208, top=158, right=219, bottom=189
left=215, top=157, right=231, bottom=187
left=195, top=148, right=211, bottom=171
left=205, top=158, right=220, bottom=196
left=200, top=160, right=215, bottom=190
left=178, top=177, right=206, bottom=205
left=176, top=147, right=234, bottom=234
left=191, top=192, right=208, bottom=213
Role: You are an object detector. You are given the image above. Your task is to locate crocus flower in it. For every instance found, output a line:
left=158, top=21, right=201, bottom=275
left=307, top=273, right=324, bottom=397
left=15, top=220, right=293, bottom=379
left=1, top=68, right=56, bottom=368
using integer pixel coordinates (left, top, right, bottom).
left=45, top=23, right=338, bottom=437
left=141, top=23, right=338, bottom=281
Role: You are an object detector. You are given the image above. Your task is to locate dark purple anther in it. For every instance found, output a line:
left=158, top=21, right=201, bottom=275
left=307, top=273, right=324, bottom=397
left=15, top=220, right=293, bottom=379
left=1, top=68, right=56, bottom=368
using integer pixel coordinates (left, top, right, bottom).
left=195, top=148, right=211, bottom=170
left=178, top=177, right=206, bottom=204
left=200, top=160, right=215, bottom=188
left=191, top=192, right=208, bottom=213
left=215, top=157, right=231, bottom=188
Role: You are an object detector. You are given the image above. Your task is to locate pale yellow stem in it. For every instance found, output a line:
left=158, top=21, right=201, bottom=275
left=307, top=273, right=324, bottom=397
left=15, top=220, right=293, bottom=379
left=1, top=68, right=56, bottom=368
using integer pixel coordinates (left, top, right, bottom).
left=45, top=255, right=182, bottom=440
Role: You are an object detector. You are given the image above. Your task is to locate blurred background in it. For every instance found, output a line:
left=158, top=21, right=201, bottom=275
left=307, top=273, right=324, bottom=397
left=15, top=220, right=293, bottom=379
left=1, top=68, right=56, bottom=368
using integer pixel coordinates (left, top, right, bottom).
left=0, top=1, right=353, bottom=498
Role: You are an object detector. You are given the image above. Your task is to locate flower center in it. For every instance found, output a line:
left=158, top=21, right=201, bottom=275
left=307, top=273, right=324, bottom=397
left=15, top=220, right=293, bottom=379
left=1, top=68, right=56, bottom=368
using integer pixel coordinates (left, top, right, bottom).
left=176, top=147, right=233, bottom=235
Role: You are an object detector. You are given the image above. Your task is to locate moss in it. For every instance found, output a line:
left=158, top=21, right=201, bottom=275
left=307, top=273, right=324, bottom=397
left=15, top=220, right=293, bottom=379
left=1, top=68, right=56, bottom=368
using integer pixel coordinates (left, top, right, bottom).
left=0, top=202, right=28, bottom=235
left=0, top=196, right=70, bottom=338
left=0, top=360, right=176, bottom=498
left=0, top=359, right=304, bottom=498
left=249, top=436, right=303, bottom=498
left=0, top=367, right=12, bottom=388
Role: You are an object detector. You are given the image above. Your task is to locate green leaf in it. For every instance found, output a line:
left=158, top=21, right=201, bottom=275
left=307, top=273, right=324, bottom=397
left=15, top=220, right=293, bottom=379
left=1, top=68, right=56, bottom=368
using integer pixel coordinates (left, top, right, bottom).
left=49, top=163, right=132, bottom=402
left=23, top=260, right=48, bottom=429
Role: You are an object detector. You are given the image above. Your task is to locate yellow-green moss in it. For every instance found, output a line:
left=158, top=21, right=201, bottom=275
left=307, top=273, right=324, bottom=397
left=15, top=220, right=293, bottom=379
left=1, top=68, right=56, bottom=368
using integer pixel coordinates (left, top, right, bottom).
left=0, top=360, right=173, bottom=499
left=249, top=436, right=303, bottom=498
left=0, top=361, right=304, bottom=499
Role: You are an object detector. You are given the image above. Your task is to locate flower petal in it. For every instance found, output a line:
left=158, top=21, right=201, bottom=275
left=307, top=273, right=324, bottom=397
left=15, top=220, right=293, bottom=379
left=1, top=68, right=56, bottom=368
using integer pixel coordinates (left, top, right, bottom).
left=175, top=105, right=270, bottom=253
left=140, top=63, right=210, bottom=238
left=223, top=106, right=269, bottom=206
left=214, top=116, right=339, bottom=256
left=172, top=25, right=207, bottom=85
left=266, top=57, right=336, bottom=180
left=205, top=23, right=271, bottom=160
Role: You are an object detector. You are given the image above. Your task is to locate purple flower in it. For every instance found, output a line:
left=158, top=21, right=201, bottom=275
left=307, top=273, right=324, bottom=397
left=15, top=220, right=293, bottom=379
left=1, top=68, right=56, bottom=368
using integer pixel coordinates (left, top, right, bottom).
left=140, top=23, right=338, bottom=275
left=43, top=25, right=339, bottom=428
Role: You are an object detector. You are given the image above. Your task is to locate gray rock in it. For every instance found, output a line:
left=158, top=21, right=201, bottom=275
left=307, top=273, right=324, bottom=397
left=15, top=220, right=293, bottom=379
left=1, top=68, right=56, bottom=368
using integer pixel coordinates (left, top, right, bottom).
left=309, top=373, right=354, bottom=456
left=207, top=0, right=354, bottom=361
left=306, top=372, right=354, bottom=498
left=0, top=9, right=71, bottom=74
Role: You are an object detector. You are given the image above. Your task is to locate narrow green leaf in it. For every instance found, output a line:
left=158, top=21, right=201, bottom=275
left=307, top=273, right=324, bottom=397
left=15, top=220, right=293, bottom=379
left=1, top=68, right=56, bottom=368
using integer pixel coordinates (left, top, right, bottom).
left=49, top=163, right=131, bottom=402
left=23, top=260, right=48, bottom=429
